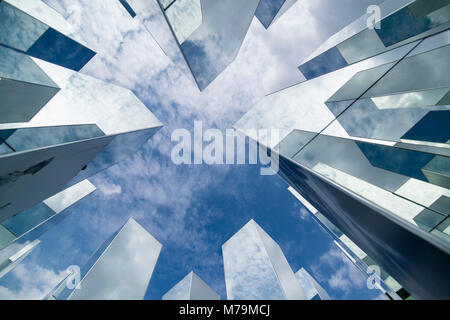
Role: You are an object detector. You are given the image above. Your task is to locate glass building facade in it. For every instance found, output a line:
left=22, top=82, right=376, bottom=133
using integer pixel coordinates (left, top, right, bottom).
left=122, top=0, right=268, bottom=90
left=288, top=187, right=407, bottom=300
left=255, top=0, right=298, bottom=29
left=0, top=0, right=162, bottom=279
left=0, top=180, right=96, bottom=279
left=46, top=218, right=162, bottom=300
left=162, top=271, right=220, bottom=300
left=235, top=0, right=450, bottom=299
left=0, top=0, right=95, bottom=71
left=223, top=219, right=316, bottom=300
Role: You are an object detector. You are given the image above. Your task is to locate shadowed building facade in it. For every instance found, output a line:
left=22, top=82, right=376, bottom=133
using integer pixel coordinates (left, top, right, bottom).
left=289, top=187, right=406, bottom=300
left=235, top=0, right=450, bottom=299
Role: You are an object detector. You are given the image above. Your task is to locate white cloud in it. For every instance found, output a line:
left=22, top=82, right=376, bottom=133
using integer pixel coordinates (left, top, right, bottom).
left=311, top=246, right=366, bottom=298
left=0, top=262, right=66, bottom=300
left=98, top=182, right=122, bottom=196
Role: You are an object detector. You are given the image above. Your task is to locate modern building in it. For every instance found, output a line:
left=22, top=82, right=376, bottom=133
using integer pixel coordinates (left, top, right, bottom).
left=289, top=187, right=406, bottom=300
left=255, top=0, right=298, bottom=29
left=299, top=0, right=450, bottom=80
left=120, top=0, right=277, bottom=91
left=0, top=0, right=96, bottom=72
left=0, top=180, right=96, bottom=279
left=162, top=271, right=220, bottom=300
left=223, top=219, right=329, bottom=300
left=235, top=0, right=450, bottom=299
left=295, top=268, right=330, bottom=300
left=46, top=218, right=162, bottom=300
left=0, top=0, right=162, bottom=278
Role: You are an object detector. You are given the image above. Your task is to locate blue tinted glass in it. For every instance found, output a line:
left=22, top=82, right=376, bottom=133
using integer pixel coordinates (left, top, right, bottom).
left=0, top=124, right=105, bottom=155
left=311, top=294, right=321, bottom=300
left=0, top=130, right=15, bottom=142
left=325, top=100, right=355, bottom=117
left=299, top=46, right=348, bottom=80
left=0, top=1, right=48, bottom=52
left=55, top=228, right=120, bottom=300
left=255, top=0, right=285, bottom=28
left=2, top=203, right=54, bottom=238
left=402, top=111, right=450, bottom=143
left=356, top=141, right=434, bottom=182
left=375, top=7, right=433, bottom=47
left=118, top=0, right=136, bottom=18
left=180, top=40, right=213, bottom=91
left=26, top=28, right=96, bottom=71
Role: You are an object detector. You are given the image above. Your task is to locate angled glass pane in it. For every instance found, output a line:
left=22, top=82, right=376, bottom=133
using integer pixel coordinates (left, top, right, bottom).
left=0, top=46, right=60, bottom=123
left=0, top=124, right=105, bottom=156
left=0, top=1, right=48, bottom=52
left=65, top=218, right=162, bottom=300
left=223, top=220, right=305, bottom=300
left=165, top=0, right=202, bottom=44
left=179, top=0, right=260, bottom=90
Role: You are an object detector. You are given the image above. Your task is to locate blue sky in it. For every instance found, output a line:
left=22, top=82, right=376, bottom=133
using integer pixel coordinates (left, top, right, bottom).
left=0, top=0, right=387, bottom=300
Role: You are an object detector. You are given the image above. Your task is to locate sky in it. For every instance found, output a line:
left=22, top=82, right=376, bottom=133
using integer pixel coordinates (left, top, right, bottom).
left=0, top=0, right=388, bottom=300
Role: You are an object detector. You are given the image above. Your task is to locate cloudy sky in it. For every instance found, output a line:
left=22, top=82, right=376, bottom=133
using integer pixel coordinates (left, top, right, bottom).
left=0, top=0, right=387, bottom=300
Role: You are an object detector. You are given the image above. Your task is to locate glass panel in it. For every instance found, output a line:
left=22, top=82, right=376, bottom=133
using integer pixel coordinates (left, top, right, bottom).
left=26, top=28, right=96, bottom=72
left=431, top=217, right=450, bottom=241
left=223, top=220, right=287, bottom=300
left=0, top=180, right=95, bottom=251
left=223, top=220, right=305, bottom=300
left=178, top=0, right=260, bottom=90
left=299, top=46, right=348, bottom=80
left=190, top=272, right=220, bottom=300
left=255, top=0, right=286, bottom=28
left=0, top=39, right=61, bottom=124
left=1, top=0, right=95, bottom=71
left=362, top=45, right=450, bottom=99
left=300, top=1, right=450, bottom=78
left=375, top=5, right=450, bottom=47
left=68, top=218, right=161, bottom=300
left=165, top=0, right=202, bottom=44
left=162, top=272, right=192, bottom=300
left=1, top=203, right=54, bottom=238
left=0, top=1, right=48, bottom=51
left=0, top=45, right=57, bottom=88
left=0, top=225, right=16, bottom=249
left=292, top=133, right=449, bottom=233
left=274, top=130, right=316, bottom=158
left=0, top=124, right=105, bottom=156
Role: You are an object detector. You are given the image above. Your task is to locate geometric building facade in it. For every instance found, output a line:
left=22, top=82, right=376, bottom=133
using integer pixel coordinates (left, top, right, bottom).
left=223, top=219, right=328, bottom=300
left=0, top=180, right=96, bottom=279
left=121, top=0, right=298, bottom=90
left=255, top=0, right=298, bottom=29
left=288, top=187, right=406, bottom=300
left=46, top=218, right=162, bottom=300
left=162, top=271, right=220, bottom=300
left=1, top=0, right=162, bottom=279
left=235, top=0, right=450, bottom=299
